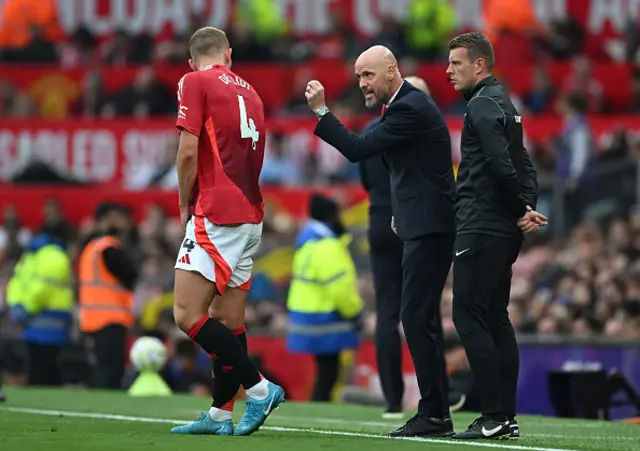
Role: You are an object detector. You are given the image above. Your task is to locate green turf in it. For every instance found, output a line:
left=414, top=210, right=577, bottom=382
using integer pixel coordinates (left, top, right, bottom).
left=0, top=387, right=638, bottom=451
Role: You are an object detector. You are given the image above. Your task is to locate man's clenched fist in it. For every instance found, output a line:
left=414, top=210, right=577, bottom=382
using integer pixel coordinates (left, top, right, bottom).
left=305, top=80, right=326, bottom=111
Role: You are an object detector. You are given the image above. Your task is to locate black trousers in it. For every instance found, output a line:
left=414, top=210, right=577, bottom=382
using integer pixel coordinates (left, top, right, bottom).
left=369, top=209, right=405, bottom=411
left=91, top=324, right=127, bottom=389
left=402, top=232, right=454, bottom=418
left=27, top=342, right=62, bottom=386
left=452, top=233, right=522, bottom=418
left=313, top=353, right=340, bottom=402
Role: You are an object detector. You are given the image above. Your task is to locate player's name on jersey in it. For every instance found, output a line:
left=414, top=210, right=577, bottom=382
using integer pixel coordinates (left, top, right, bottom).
left=218, top=73, right=251, bottom=91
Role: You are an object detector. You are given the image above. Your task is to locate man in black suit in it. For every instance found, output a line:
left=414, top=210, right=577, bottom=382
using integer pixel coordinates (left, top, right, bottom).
left=359, top=76, right=430, bottom=420
left=306, top=46, right=457, bottom=438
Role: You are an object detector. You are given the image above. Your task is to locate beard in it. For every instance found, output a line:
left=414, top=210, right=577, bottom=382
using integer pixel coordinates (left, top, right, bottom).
left=363, top=90, right=379, bottom=108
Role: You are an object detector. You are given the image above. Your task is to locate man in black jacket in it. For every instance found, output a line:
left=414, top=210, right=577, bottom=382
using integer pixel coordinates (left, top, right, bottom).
left=306, top=46, right=457, bottom=438
left=358, top=76, right=431, bottom=420
left=445, top=32, right=546, bottom=440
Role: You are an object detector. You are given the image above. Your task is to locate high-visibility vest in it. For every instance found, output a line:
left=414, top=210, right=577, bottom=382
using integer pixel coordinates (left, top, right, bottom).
left=78, top=236, right=134, bottom=333
left=286, top=225, right=363, bottom=355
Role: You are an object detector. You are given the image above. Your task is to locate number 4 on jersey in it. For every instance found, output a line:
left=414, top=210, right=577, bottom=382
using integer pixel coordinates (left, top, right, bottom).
left=237, top=95, right=260, bottom=150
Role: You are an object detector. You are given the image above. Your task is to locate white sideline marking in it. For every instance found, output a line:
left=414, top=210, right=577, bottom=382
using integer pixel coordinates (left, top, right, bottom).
left=0, top=406, right=579, bottom=451
left=264, top=416, right=630, bottom=441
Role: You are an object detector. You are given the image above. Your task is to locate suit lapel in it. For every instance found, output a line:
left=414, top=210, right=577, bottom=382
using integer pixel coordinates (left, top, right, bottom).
left=381, top=82, right=412, bottom=121
left=379, top=83, right=413, bottom=170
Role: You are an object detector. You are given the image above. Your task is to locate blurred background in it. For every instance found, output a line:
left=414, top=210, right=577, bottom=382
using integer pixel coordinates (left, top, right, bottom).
left=0, top=0, right=639, bottom=422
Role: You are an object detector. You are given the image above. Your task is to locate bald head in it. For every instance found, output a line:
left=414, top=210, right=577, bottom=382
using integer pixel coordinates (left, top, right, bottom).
left=354, top=45, right=402, bottom=109
left=357, top=45, right=397, bottom=67
left=405, top=76, right=430, bottom=95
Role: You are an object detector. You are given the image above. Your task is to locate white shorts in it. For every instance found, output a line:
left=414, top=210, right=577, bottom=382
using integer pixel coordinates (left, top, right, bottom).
left=175, top=216, right=263, bottom=294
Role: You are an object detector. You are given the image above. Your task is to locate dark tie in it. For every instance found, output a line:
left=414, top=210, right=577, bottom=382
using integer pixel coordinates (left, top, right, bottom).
left=381, top=104, right=387, bottom=115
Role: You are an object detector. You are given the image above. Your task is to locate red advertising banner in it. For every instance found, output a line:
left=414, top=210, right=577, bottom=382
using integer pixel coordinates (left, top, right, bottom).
left=0, top=61, right=633, bottom=118
left=1, top=116, right=639, bottom=188
left=0, top=186, right=368, bottom=229
left=8, top=0, right=635, bottom=41
left=3, top=61, right=638, bottom=120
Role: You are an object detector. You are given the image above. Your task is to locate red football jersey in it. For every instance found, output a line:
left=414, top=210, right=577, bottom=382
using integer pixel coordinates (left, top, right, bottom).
left=176, top=65, right=266, bottom=225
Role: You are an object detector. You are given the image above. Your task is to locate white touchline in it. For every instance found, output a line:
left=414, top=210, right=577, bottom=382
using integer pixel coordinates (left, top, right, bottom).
left=0, top=406, right=581, bottom=451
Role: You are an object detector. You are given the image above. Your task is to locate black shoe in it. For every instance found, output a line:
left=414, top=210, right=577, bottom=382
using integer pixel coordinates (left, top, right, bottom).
left=389, top=414, right=454, bottom=438
left=0, top=389, right=5, bottom=402
left=452, top=416, right=510, bottom=440
left=508, top=419, right=519, bottom=439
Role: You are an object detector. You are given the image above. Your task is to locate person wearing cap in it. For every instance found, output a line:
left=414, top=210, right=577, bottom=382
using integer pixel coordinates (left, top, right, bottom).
left=286, top=194, right=364, bottom=402
left=77, top=202, right=138, bottom=389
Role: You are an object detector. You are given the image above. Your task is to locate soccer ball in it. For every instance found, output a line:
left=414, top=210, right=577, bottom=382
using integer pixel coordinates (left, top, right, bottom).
left=129, top=336, right=168, bottom=373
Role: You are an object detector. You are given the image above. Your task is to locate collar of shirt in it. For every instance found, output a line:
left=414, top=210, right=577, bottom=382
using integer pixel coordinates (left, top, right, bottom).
left=200, top=64, right=223, bottom=71
left=386, top=80, right=404, bottom=107
left=463, top=75, right=498, bottom=101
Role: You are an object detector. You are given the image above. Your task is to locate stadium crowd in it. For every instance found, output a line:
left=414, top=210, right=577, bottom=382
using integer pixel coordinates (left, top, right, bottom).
left=1, top=0, right=640, bottom=396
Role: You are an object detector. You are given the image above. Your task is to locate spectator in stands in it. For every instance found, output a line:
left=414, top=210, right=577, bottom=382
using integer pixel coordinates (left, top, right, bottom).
left=132, top=238, right=174, bottom=320
left=0, top=0, right=63, bottom=62
left=0, top=206, right=31, bottom=267
left=561, top=55, right=605, bottom=113
left=523, top=66, right=556, bottom=115
left=543, top=17, right=584, bottom=60
left=553, top=93, right=594, bottom=231
left=138, top=203, right=171, bottom=242
left=277, top=70, right=316, bottom=117
left=104, top=66, right=175, bottom=117
left=372, top=14, right=408, bottom=59
left=404, top=0, right=454, bottom=60
left=69, top=70, right=108, bottom=118
left=42, top=198, right=75, bottom=255
left=100, top=29, right=153, bottom=66
left=225, top=22, right=275, bottom=62
left=161, top=338, right=211, bottom=396
left=0, top=80, right=14, bottom=115
left=260, top=133, right=301, bottom=186
left=59, top=26, right=97, bottom=69
left=234, top=0, right=287, bottom=49
left=627, top=69, right=640, bottom=113
left=312, top=9, right=360, bottom=61
left=483, top=0, right=544, bottom=62
left=125, top=136, right=179, bottom=191
left=624, top=16, right=640, bottom=62
left=0, top=80, right=38, bottom=117
left=154, top=12, right=205, bottom=64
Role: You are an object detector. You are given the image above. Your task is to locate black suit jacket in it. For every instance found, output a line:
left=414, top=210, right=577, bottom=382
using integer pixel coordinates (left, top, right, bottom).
left=358, top=117, right=392, bottom=210
left=315, top=82, right=457, bottom=240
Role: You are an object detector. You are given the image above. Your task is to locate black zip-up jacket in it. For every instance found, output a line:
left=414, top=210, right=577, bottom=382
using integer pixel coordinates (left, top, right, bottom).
left=456, top=76, right=538, bottom=237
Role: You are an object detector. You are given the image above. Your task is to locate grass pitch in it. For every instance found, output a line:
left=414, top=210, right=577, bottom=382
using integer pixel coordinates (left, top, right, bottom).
left=0, top=387, right=638, bottom=451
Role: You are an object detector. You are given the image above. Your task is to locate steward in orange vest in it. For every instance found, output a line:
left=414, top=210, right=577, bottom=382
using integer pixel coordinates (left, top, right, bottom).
left=78, top=202, right=137, bottom=389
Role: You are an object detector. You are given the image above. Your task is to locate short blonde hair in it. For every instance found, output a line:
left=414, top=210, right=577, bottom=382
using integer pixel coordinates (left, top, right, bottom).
left=189, top=27, right=230, bottom=59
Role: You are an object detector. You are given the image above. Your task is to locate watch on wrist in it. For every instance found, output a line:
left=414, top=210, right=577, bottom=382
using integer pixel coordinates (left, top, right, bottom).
left=314, top=106, right=330, bottom=118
